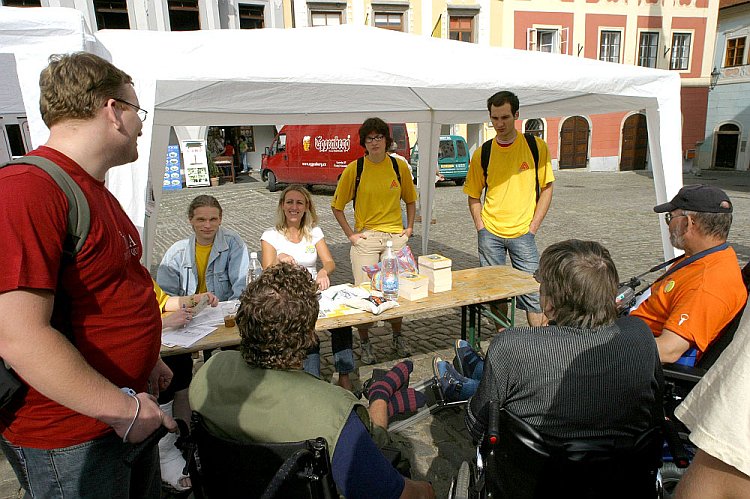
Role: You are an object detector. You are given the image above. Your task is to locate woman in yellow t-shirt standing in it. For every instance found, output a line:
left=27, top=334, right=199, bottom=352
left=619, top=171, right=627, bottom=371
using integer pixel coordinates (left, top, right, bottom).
left=331, top=117, right=418, bottom=365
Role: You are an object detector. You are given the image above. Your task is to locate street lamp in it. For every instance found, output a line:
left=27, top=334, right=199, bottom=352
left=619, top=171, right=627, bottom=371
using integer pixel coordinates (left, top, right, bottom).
left=710, top=67, right=721, bottom=90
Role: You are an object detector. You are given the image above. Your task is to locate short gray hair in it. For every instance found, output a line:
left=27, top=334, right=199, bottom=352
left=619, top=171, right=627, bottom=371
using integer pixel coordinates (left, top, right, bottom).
left=684, top=210, right=732, bottom=240
left=537, top=239, right=619, bottom=329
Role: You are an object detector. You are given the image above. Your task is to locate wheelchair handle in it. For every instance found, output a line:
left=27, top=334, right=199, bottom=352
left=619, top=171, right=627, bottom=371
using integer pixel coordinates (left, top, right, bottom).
left=487, top=400, right=500, bottom=446
left=123, top=425, right=169, bottom=467
left=663, top=416, right=691, bottom=468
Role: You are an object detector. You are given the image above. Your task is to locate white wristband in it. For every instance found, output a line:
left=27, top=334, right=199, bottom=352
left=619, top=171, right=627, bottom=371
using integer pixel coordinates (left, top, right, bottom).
left=120, top=388, right=139, bottom=443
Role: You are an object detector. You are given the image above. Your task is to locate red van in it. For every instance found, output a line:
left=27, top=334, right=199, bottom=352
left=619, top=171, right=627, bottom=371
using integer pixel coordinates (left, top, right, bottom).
left=261, top=123, right=410, bottom=191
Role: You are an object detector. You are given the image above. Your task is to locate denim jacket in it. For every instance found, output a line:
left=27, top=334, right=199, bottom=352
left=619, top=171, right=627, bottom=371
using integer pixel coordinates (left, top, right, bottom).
left=156, top=226, right=249, bottom=301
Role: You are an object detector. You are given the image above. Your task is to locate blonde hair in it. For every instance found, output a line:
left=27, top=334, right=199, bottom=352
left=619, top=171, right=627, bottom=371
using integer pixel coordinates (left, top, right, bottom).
left=39, top=52, right=133, bottom=128
left=275, top=185, right=318, bottom=241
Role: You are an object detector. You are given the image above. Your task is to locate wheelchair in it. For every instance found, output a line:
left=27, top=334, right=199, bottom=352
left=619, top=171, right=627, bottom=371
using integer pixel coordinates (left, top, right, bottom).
left=659, top=259, right=750, bottom=492
left=449, top=401, right=664, bottom=499
left=181, top=412, right=338, bottom=499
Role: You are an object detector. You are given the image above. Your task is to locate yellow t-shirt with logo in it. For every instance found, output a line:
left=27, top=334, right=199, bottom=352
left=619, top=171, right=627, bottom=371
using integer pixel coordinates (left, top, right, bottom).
left=463, top=136, right=554, bottom=238
left=195, top=243, right=212, bottom=293
left=331, top=155, right=417, bottom=233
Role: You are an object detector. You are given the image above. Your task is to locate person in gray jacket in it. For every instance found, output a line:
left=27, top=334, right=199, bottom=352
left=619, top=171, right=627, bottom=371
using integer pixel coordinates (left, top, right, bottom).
left=157, top=195, right=249, bottom=301
left=155, top=194, right=248, bottom=492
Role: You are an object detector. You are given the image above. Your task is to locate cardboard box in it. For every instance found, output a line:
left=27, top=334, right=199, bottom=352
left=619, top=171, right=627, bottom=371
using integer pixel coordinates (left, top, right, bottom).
left=418, top=254, right=452, bottom=270
left=399, top=272, right=429, bottom=301
left=418, top=266, right=452, bottom=292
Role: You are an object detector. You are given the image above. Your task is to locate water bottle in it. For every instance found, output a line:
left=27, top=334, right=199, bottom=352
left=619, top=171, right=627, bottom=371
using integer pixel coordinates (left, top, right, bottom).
left=247, top=252, right=262, bottom=285
left=382, top=241, right=399, bottom=300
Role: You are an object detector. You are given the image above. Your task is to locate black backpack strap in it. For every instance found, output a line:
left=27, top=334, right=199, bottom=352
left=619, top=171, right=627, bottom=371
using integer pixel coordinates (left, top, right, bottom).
left=480, top=139, right=493, bottom=198
left=523, top=133, right=540, bottom=203
left=1, top=156, right=90, bottom=258
left=389, top=155, right=401, bottom=185
left=353, top=157, right=364, bottom=211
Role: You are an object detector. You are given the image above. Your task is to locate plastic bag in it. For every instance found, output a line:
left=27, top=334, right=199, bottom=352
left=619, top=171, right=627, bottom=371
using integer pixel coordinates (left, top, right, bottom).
left=344, top=295, right=400, bottom=315
left=363, top=245, right=418, bottom=290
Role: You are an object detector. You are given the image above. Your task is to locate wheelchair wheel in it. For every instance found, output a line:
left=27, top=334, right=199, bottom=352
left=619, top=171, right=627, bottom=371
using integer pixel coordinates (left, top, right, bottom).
left=448, top=461, right=472, bottom=499
left=660, top=462, right=686, bottom=499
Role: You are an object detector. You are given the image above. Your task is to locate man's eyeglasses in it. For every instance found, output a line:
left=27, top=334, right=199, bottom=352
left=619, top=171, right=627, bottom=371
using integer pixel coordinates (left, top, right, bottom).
left=664, top=212, right=688, bottom=225
left=365, top=134, right=385, bottom=144
left=113, top=98, right=148, bottom=122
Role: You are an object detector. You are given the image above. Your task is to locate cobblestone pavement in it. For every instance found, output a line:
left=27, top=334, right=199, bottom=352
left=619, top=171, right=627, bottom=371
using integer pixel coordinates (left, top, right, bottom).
left=2, top=169, right=749, bottom=498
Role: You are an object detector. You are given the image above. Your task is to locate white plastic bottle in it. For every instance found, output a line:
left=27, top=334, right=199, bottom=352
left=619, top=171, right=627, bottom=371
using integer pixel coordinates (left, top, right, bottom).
left=382, top=241, right=399, bottom=300
left=247, top=252, right=263, bottom=285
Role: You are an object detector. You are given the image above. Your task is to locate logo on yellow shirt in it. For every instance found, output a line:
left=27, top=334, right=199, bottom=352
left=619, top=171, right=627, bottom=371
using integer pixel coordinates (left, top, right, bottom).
left=390, top=180, right=399, bottom=189
left=664, top=280, right=676, bottom=293
left=519, top=162, right=530, bottom=172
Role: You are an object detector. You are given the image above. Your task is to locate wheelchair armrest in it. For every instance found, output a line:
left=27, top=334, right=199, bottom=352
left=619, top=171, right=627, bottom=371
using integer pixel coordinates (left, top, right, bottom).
left=662, top=363, right=707, bottom=384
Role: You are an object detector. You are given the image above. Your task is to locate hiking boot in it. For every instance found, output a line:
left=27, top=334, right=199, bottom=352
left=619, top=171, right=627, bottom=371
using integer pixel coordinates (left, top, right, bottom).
left=453, top=339, right=483, bottom=379
left=360, top=341, right=377, bottom=365
left=392, top=335, right=412, bottom=357
left=433, top=356, right=467, bottom=402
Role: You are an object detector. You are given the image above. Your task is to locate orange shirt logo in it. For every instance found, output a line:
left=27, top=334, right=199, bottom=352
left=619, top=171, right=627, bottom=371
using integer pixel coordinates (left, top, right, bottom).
left=664, top=280, right=676, bottom=293
left=519, top=162, right=530, bottom=172
left=390, top=180, right=399, bottom=189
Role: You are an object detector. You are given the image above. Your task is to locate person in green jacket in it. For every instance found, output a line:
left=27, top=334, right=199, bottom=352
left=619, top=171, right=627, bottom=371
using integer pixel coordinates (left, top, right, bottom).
left=190, top=263, right=434, bottom=499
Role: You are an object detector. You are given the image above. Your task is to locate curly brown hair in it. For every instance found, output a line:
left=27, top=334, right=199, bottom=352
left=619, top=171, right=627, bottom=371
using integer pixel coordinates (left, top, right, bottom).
left=237, top=262, right=319, bottom=370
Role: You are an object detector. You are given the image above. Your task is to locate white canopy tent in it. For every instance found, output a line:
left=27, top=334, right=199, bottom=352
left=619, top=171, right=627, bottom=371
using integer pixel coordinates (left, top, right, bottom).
left=1, top=7, right=683, bottom=266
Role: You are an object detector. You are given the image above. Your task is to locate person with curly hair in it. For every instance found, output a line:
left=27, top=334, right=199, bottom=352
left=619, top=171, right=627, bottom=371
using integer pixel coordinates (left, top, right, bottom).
left=189, top=263, right=434, bottom=499
left=261, top=185, right=355, bottom=389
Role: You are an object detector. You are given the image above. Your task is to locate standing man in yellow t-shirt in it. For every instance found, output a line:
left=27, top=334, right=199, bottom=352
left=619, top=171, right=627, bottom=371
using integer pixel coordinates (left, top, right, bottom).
left=464, top=91, right=555, bottom=327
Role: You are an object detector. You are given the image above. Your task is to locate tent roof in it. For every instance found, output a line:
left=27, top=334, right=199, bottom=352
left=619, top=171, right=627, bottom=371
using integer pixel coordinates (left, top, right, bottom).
left=0, top=8, right=682, bottom=260
left=95, top=25, right=679, bottom=126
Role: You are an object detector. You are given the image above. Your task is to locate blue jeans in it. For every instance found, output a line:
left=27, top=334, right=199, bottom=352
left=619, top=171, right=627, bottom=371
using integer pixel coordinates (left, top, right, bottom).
left=303, top=327, right=355, bottom=378
left=0, top=432, right=160, bottom=499
left=455, top=361, right=484, bottom=401
left=477, top=229, right=541, bottom=313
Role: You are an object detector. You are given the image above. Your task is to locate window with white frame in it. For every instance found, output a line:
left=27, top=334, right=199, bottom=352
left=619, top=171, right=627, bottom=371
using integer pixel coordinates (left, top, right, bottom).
left=524, top=119, right=544, bottom=139
left=239, top=4, right=264, bottom=29
left=449, top=15, right=474, bottom=42
left=724, top=37, right=746, bottom=67
left=637, top=32, right=659, bottom=68
left=599, top=30, right=621, bottom=63
left=94, top=0, right=130, bottom=30
left=311, top=10, right=342, bottom=26
left=0, top=0, right=41, bottom=5
left=527, top=27, right=568, bottom=54
left=168, top=0, right=200, bottom=31
left=374, top=12, right=403, bottom=31
left=670, top=32, right=692, bottom=70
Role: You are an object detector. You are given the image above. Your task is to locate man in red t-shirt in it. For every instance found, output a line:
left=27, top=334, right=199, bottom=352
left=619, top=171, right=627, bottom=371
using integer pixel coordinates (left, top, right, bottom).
left=0, top=53, right=176, bottom=498
left=631, top=185, right=747, bottom=364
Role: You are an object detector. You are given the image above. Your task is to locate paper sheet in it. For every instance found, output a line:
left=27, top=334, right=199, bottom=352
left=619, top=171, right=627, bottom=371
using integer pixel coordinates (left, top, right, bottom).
left=160, top=300, right=233, bottom=348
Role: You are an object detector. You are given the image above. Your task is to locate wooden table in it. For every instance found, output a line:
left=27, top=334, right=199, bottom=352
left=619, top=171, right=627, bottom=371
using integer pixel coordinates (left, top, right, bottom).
left=160, top=266, right=538, bottom=356
left=213, top=155, right=235, bottom=184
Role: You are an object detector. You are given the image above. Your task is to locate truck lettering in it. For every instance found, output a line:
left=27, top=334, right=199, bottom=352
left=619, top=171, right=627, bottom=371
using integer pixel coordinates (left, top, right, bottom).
left=314, top=135, right=351, bottom=153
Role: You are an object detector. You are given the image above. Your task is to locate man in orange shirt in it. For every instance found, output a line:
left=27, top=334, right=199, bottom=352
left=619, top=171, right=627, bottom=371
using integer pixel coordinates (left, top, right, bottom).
left=630, top=185, right=747, bottom=364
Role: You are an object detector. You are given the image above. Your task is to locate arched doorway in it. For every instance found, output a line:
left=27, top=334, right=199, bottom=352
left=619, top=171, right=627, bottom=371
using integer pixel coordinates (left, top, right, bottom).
left=620, top=114, right=648, bottom=171
left=559, top=116, right=589, bottom=169
left=714, top=123, right=740, bottom=169
left=524, top=118, right=545, bottom=139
